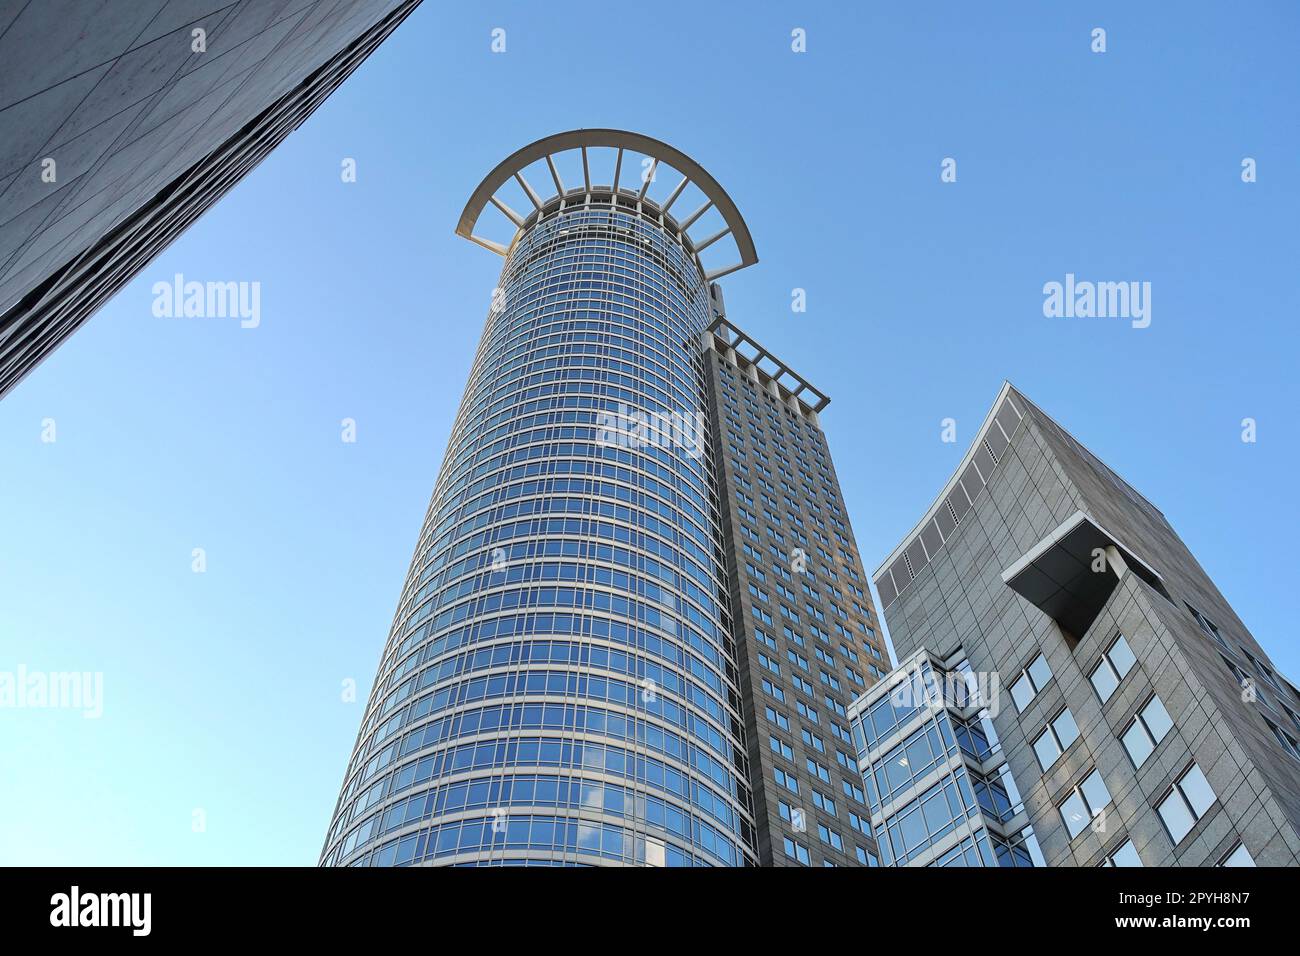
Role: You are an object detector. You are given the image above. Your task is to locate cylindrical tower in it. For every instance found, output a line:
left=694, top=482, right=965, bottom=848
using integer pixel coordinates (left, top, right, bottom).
left=321, top=131, right=759, bottom=866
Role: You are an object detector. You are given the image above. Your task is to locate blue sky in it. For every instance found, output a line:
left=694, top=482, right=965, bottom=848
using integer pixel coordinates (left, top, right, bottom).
left=1, top=1, right=1296, bottom=865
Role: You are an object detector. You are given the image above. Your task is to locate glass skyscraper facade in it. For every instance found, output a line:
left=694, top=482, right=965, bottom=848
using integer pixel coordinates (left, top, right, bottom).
left=321, top=130, right=883, bottom=866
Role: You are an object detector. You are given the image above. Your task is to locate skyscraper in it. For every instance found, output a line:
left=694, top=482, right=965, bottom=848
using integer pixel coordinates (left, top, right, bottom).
left=855, top=383, right=1300, bottom=866
left=701, top=319, right=887, bottom=866
left=0, top=0, right=422, bottom=399
left=320, top=130, right=885, bottom=866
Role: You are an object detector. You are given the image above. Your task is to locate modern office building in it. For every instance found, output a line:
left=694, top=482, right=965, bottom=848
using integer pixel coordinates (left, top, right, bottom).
left=855, top=383, right=1300, bottom=866
left=848, top=647, right=1046, bottom=867
left=0, top=0, right=422, bottom=398
left=320, top=129, right=886, bottom=866
left=701, top=320, right=887, bottom=866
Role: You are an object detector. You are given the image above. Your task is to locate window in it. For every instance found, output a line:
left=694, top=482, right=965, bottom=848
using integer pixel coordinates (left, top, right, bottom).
left=1244, top=649, right=1282, bottom=692
left=769, top=735, right=794, bottom=760
left=1121, top=695, right=1174, bottom=768
left=802, top=729, right=826, bottom=753
left=774, top=767, right=800, bottom=795
left=1089, top=635, right=1136, bottom=703
left=1187, top=603, right=1230, bottom=652
left=765, top=706, right=790, bottom=731
left=1217, top=842, right=1255, bottom=867
left=1010, top=654, right=1052, bottom=713
left=1157, top=763, right=1216, bottom=844
left=855, top=845, right=879, bottom=866
left=811, top=789, right=836, bottom=815
left=1032, top=708, right=1080, bottom=771
left=783, top=836, right=810, bottom=865
left=1217, top=653, right=1263, bottom=704
left=817, top=824, right=844, bottom=851
left=1099, top=839, right=1142, bottom=867
left=1057, top=769, right=1112, bottom=839
left=1263, top=716, right=1300, bottom=762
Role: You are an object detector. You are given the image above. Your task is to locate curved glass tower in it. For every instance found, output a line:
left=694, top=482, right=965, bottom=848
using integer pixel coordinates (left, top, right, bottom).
left=321, top=130, right=762, bottom=866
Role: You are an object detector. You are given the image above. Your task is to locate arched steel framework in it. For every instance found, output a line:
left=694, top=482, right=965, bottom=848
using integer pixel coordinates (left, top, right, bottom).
left=455, top=129, right=757, bottom=282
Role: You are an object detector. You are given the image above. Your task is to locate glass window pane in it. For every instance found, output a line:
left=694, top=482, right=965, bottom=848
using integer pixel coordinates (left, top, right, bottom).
left=1158, top=791, right=1195, bottom=843
left=1123, top=721, right=1155, bottom=767
left=1010, top=673, right=1034, bottom=713
left=1059, top=791, right=1089, bottom=838
left=1080, top=770, right=1111, bottom=814
left=1110, top=840, right=1142, bottom=866
left=1027, top=655, right=1053, bottom=692
left=1052, top=709, right=1079, bottom=749
left=1090, top=660, right=1118, bottom=703
left=1179, top=764, right=1216, bottom=817
left=1220, top=843, right=1255, bottom=867
left=1108, top=636, right=1136, bottom=677
left=1142, top=696, right=1173, bottom=743
left=1033, top=729, right=1061, bottom=770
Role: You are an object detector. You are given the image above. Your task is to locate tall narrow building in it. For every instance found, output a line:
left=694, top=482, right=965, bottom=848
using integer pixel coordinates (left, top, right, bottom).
left=855, top=383, right=1300, bottom=866
left=701, top=319, right=886, bottom=866
left=320, top=130, right=885, bottom=866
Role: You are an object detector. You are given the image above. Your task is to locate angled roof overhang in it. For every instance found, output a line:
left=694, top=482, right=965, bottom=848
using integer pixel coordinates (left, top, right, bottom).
left=1001, top=511, right=1169, bottom=641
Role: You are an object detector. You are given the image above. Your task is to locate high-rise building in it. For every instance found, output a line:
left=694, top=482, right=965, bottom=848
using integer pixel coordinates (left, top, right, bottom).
left=701, top=320, right=887, bottom=866
left=0, top=0, right=422, bottom=399
left=855, top=383, right=1300, bottom=866
left=320, top=130, right=885, bottom=866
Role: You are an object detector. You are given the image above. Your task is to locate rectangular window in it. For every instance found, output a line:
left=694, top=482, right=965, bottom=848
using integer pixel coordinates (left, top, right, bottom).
left=1121, top=695, right=1173, bottom=768
left=1057, top=769, right=1112, bottom=839
left=1157, top=763, right=1216, bottom=845
left=783, top=836, right=810, bottom=865
left=1217, top=842, right=1255, bottom=867
left=1032, top=707, right=1080, bottom=771
left=1243, top=649, right=1282, bottom=692
left=817, top=824, right=844, bottom=851
left=1263, top=716, right=1300, bottom=761
left=1099, top=839, right=1142, bottom=867
left=1010, top=654, right=1052, bottom=713
left=1187, top=604, right=1231, bottom=652
left=1089, top=634, right=1136, bottom=703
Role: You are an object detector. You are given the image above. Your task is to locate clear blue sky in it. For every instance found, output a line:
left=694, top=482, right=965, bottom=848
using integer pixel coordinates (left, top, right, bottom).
left=1, top=1, right=1296, bottom=865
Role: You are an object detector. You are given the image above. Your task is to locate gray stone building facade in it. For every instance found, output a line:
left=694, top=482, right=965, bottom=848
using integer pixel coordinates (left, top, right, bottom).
left=860, top=383, right=1300, bottom=866
left=0, top=0, right=422, bottom=398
